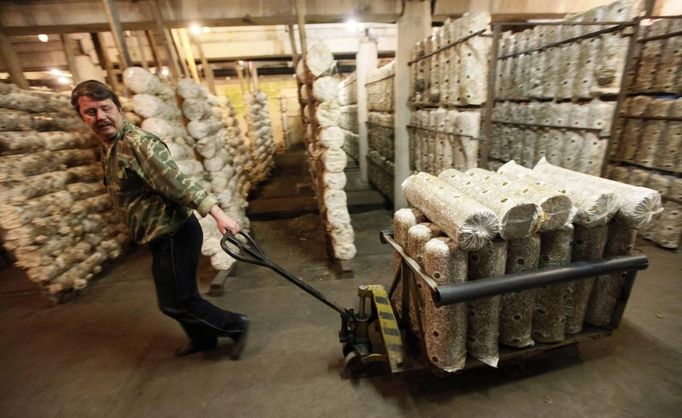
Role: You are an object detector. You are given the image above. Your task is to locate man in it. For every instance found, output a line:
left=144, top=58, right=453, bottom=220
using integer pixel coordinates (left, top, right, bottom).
left=71, top=80, right=248, bottom=358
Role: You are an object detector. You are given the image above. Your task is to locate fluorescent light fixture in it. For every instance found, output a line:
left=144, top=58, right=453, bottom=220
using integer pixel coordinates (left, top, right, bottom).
left=57, top=76, right=70, bottom=85
left=38, top=34, right=49, bottom=42
left=49, top=68, right=61, bottom=76
left=190, top=24, right=201, bottom=35
left=345, top=18, right=359, bottom=32
left=160, top=67, right=170, bottom=76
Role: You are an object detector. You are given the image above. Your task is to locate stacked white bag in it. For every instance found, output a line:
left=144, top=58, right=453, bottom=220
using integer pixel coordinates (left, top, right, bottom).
left=176, top=78, right=252, bottom=271
left=122, top=67, right=205, bottom=190
left=297, top=42, right=357, bottom=260
left=0, top=84, right=129, bottom=297
left=244, top=91, right=276, bottom=185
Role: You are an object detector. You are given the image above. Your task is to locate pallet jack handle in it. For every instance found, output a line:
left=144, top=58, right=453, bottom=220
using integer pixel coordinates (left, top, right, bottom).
left=221, top=231, right=353, bottom=322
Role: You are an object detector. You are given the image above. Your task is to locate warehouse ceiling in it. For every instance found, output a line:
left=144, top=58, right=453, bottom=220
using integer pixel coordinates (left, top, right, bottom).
left=0, top=0, right=678, bottom=87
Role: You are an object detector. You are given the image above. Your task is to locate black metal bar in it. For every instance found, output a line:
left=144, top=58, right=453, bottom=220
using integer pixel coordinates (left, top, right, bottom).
left=609, top=270, right=638, bottom=328
left=435, top=255, right=648, bottom=306
left=496, top=22, right=634, bottom=60
left=637, top=29, right=682, bottom=43
left=408, top=28, right=487, bottom=66
left=365, top=74, right=395, bottom=87
left=491, top=119, right=603, bottom=133
left=621, top=114, right=682, bottom=122
left=612, top=159, right=682, bottom=180
left=406, top=125, right=478, bottom=139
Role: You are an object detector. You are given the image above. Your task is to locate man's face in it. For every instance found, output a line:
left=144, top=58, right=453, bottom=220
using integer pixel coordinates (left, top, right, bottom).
left=77, top=96, right=124, bottom=142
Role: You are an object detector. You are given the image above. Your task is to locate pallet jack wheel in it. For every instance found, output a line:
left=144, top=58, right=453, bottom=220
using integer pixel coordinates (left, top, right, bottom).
left=344, top=351, right=371, bottom=378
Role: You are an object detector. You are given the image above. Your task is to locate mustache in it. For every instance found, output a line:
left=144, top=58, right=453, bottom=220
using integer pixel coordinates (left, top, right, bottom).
left=95, top=121, right=113, bottom=128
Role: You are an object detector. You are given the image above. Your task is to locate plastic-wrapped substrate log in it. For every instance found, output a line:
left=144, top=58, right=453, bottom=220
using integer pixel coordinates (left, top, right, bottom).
left=586, top=215, right=638, bottom=326
left=500, top=234, right=540, bottom=348
left=421, top=237, right=468, bottom=372
left=532, top=225, right=574, bottom=343
left=564, top=224, right=608, bottom=334
left=401, top=173, right=499, bottom=251
left=467, top=238, right=506, bottom=367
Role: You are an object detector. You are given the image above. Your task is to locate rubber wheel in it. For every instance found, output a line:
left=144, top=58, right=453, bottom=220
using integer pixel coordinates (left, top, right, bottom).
left=344, top=352, right=370, bottom=378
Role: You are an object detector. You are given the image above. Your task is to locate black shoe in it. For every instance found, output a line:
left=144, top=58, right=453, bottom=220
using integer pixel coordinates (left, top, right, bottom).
left=220, top=315, right=250, bottom=360
left=175, top=336, right=218, bottom=357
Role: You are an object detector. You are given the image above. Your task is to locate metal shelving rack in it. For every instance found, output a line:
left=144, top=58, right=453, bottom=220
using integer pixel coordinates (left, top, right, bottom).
left=480, top=18, right=642, bottom=172
left=607, top=15, right=682, bottom=250
left=366, top=64, right=396, bottom=203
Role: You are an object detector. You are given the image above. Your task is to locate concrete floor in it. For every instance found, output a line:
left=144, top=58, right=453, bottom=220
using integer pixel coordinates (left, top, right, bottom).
left=0, top=208, right=680, bottom=417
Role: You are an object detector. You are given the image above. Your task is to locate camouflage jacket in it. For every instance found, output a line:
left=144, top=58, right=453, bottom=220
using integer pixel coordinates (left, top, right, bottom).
left=102, top=121, right=216, bottom=244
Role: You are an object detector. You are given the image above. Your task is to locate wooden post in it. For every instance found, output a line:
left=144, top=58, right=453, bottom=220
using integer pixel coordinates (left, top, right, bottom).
left=134, top=31, right=149, bottom=69
left=93, top=32, right=123, bottom=94
left=170, top=28, right=190, bottom=78
left=235, top=62, right=246, bottom=95
left=0, top=26, right=29, bottom=89
left=149, top=0, right=181, bottom=80
left=60, top=34, right=80, bottom=83
left=294, top=0, right=308, bottom=60
left=101, top=0, right=132, bottom=68
left=287, top=24, right=299, bottom=69
left=250, top=62, right=259, bottom=92
left=144, top=30, right=163, bottom=69
left=178, top=28, right=200, bottom=82
left=191, top=33, right=216, bottom=94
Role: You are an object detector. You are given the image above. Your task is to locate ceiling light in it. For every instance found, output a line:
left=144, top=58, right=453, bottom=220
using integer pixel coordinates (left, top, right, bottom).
left=160, top=67, right=170, bottom=77
left=57, top=76, right=70, bottom=85
left=49, top=68, right=61, bottom=76
left=190, top=24, right=201, bottom=35
left=345, top=18, right=359, bottom=32
left=38, top=34, right=49, bottom=42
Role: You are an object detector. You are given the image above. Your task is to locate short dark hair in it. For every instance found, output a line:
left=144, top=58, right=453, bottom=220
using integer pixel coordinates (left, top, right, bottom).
left=71, top=80, right=121, bottom=116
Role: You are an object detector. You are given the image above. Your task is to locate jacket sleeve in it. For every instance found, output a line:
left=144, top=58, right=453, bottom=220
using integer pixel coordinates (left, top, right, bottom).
left=130, top=134, right=217, bottom=216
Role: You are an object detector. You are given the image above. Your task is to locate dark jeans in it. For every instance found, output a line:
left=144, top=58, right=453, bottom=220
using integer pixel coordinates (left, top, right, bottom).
left=149, top=214, right=242, bottom=344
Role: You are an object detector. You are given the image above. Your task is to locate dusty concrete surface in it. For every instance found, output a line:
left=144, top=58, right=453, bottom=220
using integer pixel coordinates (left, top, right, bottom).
left=0, top=209, right=680, bottom=418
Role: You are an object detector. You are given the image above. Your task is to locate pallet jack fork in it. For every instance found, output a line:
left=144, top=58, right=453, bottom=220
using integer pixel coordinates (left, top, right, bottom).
left=221, top=230, right=649, bottom=378
left=221, top=231, right=406, bottom=377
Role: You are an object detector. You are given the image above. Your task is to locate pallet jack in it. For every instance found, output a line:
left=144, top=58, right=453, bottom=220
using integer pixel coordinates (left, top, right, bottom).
left=221, top=230, right=649, bottom=378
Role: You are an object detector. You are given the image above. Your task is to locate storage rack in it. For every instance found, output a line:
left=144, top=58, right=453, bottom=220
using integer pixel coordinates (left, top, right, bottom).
left=407, top=14, right=491, bottom=172
left=607, top=15, right=682, bottom=250
left=481, top=18, right=641, bottom=173
left=366, top=64, right=395, bottom=202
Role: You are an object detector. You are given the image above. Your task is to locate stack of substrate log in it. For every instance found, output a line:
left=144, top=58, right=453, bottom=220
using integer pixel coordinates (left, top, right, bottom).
left=409, top=13, right=490, bottom=174
left=0, top=84, right=129, bottom=296
left=177, top=78, right=252, bottom=271
left=123, top=68, right=205, bottom=187
left=297, top=42, right=357, bottom=261
left=392, top=157, right=660, bottom=373
left=606, top=17, right=682, bottom=249
left=488, top=0, right=644, bottom=173
left=366, top=62, right=395, bottom=201
left=244, top=90, right=276, bottom=185
left=337, top=73, right=359, bottom=162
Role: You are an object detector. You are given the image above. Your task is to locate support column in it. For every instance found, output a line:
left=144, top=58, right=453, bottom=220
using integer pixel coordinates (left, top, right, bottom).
left=191, top=33, right=216, bottom=94
left=393, top=0, right=431, bottom=210
left=93, top=32, right=123, bottom=94
left=61, top=34, right=81, bottom=83
left=294, top=0, right=308, bottom=60
left=134, top=31, right=149, bottom=70
left=0, top=27, right=29, bottom=89
left=356, top=38, right=378, bottom=183
left=178, top=28, right=199, bottom=82
left=102, top=0, right=132, bottom=68
left=149, top=0, right=181, bottom=80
